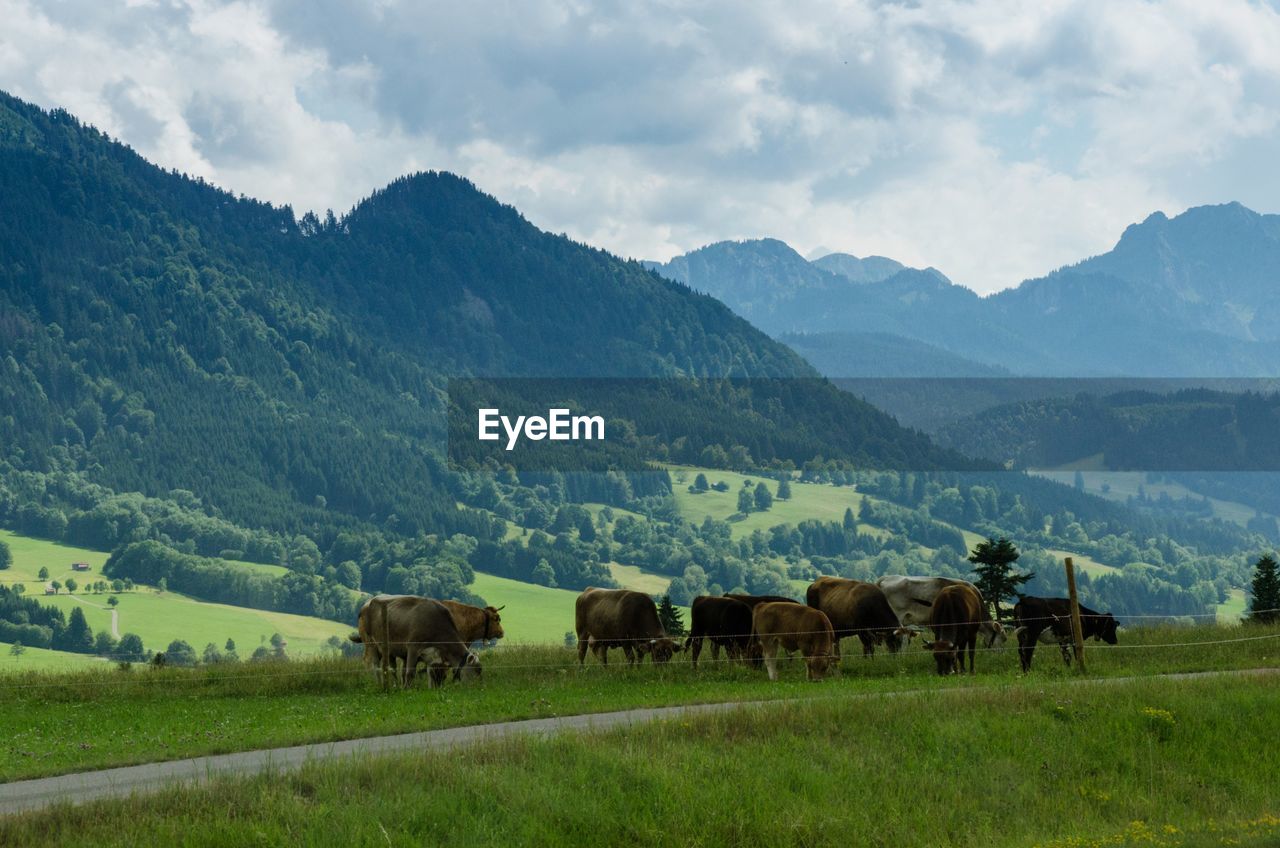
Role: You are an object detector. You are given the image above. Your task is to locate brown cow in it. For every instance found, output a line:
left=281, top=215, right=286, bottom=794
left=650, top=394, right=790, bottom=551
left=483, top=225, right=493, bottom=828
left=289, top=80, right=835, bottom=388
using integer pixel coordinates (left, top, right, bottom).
left=751, top=601, right=836, bottom=681
left=806, top=576, right=910, bottom=660
left=575, top=588, right=681, bottom=666
left=923, top=583, right=988, bottom=675
left=439, top=600, right=506, bottom=645
left=350, top=595, right=481, bottom=687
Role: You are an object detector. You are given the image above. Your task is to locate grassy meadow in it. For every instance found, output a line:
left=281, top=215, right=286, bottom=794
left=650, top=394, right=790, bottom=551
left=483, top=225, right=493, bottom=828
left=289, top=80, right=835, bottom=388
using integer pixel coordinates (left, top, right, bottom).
left=0, top=620, right=1276, bottom=783
left=2, top=673, right=1277, bottom=847
left=0, top=529, right=350, bottom=662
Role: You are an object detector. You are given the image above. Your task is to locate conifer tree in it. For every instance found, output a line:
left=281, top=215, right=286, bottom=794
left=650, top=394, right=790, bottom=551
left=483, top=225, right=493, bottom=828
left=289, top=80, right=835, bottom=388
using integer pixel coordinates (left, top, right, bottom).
left=1248, top=554, right=1280, bottom=625
left=968, top=537, right=1032, bottom=621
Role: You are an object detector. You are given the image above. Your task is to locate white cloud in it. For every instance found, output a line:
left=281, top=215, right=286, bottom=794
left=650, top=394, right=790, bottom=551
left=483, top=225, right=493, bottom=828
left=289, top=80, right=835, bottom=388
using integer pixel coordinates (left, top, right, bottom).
left=1, top=0, right=1278, bottom=292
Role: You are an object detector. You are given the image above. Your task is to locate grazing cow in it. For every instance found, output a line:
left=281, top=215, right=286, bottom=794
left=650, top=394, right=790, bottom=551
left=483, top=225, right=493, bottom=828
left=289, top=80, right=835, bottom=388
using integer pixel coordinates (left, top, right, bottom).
left=575, top=588, right=681, bottom=666
left=1013, top=596, right=1119, bottom=672
left=751, top=602, right=836, bottom=682
left=686, top=596, right=754, bottom=668
left=923, top=583, right=988, bottom=675
left=439, top=600, right=506, bottom=645
left=350, top=594, right=409, bottom=683
left=349, top=595, right=481, bottom=687
left=806, top=576, right=909, bottom=659
left=876, top=575, right=1007, bottom=650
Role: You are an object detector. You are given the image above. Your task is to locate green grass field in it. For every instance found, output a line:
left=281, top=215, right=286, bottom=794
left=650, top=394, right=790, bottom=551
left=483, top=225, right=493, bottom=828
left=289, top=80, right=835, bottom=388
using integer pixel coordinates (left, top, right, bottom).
left=470, top=571, right=583, bottom=644
left=668, top=466, right=880, bottom=539
left=0, top=621, right=1276, bottom=784
left=0, top=529, right=352, bottom=666
left=1035, top=471, right=1268, bottom=527
left=2, top=673, right=1277, bottom=847
left=34, top=590, right=350, bottom=657
left=606, top=562, right=671, bottom=594
left=0, top=642, right=107, bottom=672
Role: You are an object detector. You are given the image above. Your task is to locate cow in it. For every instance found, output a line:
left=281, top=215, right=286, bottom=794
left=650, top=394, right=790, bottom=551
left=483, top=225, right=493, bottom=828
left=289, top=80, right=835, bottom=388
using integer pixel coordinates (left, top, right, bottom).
left=805, top=577, right=909, bottom=660
left=575, top=588, right=682, bottom=666
left=685, top=596, right=754, bottom=668
left=439, top=600, right=506, bottom=646
left=750, top=601, right=836, bottom=682
left=722, top=593, right=801, bottom=608
left=1013, top=596, right=1119, bottom=672
left=349, top=595, right=481, bottom=687
left=876, top=575, right=1007, bottom=650
left=923, top=583, right=989, bottom=675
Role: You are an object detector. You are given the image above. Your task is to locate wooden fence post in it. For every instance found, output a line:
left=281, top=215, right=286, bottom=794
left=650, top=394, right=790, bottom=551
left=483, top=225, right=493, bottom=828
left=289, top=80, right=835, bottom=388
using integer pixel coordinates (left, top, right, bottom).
left=1064, top=556, right=1087, bottom=673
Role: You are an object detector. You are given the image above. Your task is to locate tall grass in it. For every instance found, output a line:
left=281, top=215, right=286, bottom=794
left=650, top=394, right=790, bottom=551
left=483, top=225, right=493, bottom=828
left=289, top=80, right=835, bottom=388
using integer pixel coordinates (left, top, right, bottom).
left=1, top=621, right=1277, bottom=782
left=1, top=675, right=1276, bottom=847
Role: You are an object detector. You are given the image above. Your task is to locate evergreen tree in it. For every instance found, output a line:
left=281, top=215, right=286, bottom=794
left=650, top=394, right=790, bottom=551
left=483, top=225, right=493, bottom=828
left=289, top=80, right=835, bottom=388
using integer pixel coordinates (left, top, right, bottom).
left=967, top=537, right=1032, bottom=621
left=1248, top=554, right=1280, bottom=625
left=754, top=482, right=773, bottom=511
left=0, top=539, right=10, bottom=570
left=693, top=473, right=709, bottom=492
left=656, top=594, right=686, bottom=637
left=776, top=478, right=792, bottom=500
left=65, top=606, right=95, bottom=653
left=843, top=507, right=856, bottom=531
left=737, top=488, right=754, bottom=515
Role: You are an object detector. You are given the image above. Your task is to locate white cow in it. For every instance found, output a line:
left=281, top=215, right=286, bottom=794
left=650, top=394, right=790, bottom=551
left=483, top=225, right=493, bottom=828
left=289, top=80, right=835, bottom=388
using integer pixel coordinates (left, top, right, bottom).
left=875, top=575, right=1007, bottom=650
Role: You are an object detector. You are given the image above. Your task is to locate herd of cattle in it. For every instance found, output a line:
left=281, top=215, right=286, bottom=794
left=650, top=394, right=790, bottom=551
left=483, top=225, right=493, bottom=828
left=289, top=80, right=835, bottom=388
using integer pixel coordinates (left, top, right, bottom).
left=349, top=576, right=1120, bottom=687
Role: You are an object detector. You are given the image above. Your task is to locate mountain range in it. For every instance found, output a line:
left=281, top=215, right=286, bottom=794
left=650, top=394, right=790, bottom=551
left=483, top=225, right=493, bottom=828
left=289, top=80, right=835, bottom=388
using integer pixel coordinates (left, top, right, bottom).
left=649, top=204, right=1280, bottom=377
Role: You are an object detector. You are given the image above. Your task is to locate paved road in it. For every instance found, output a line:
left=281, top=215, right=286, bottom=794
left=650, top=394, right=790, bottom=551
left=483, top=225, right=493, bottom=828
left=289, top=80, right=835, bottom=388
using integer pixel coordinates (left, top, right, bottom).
left=2, top=667, right=1275, bottom=816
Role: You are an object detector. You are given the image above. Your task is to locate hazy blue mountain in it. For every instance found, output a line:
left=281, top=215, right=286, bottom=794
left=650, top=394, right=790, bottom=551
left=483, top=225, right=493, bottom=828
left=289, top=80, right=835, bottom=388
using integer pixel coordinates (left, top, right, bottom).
left=654, top=203, right=1280, bottom=377
left=811, top=253, right=906, bottom=283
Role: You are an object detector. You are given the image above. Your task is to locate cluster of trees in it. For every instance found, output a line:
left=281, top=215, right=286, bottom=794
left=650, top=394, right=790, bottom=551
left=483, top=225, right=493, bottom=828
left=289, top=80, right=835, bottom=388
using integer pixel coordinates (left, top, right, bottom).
left=0, top=585, right=146, bottom=659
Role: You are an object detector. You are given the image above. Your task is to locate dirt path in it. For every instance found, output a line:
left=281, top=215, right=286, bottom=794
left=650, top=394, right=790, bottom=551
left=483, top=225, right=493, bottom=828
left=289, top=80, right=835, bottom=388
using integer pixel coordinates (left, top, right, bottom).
left=1, top=667, right=1274, bottom=816
left=64, top=593, right=119, bottom=638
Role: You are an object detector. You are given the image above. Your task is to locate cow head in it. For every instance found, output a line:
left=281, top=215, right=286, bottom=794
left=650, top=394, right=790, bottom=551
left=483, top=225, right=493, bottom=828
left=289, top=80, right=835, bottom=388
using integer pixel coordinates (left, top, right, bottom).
left=922, top=640, right=959, bottom=675
left=648, top=637, right=681, bottom=664
left=454, top=652, right=482, bottom=683
left=878, top=627, right=911, bottom=654
left=805, top=651, right=834, bottom=681
left=483, top=606, right=506, bottom=641
left=981, top=621, right=1008, bottom=651
left=894, top=627, right=918, bottom=644
left=1095, top=613, right=1119, bottom=645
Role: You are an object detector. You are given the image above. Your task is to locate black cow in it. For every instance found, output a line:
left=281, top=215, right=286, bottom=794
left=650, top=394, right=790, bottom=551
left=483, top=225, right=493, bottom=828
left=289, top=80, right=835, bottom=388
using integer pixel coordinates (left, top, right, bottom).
left=685, top=596, right=754, bottom=668
left=1013, top=595, right=1119, bottom=672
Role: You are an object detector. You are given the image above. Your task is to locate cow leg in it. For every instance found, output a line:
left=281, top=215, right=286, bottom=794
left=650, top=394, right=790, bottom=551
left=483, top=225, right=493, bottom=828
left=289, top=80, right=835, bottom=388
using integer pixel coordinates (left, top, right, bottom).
left=577, top=633, right=589, bottom=667
left=1059, top=641, right=1073, bottom=666
left=1018, top=627, right=1039, bottom=673
left=402, top=647, right=419, bottom=687
left=859, top=634, right=875, bottom=659
left=967, top=638, right=976, bottom=674
left=710, top=642, right=721, bottom=663
left=689, top=636, right=702, bottom=669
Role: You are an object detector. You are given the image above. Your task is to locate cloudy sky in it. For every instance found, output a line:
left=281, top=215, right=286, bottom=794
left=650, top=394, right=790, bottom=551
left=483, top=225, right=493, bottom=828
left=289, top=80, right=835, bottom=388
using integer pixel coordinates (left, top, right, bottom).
left=2, top=0, right=1279, bottom=292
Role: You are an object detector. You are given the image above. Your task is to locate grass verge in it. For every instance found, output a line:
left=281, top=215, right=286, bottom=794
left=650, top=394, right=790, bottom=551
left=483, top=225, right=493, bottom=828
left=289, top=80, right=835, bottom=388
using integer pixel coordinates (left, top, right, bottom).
left=1, top=675, right=1277, bottom=847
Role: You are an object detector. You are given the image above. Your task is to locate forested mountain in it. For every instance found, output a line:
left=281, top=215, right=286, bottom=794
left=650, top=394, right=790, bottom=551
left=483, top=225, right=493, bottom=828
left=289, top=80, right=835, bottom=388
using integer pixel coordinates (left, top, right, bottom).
left=0, top=91, right=964, bottom=553
left=935, top=389, right=1280, bottom=472
left=654, top=204, right=1280, bottom=377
